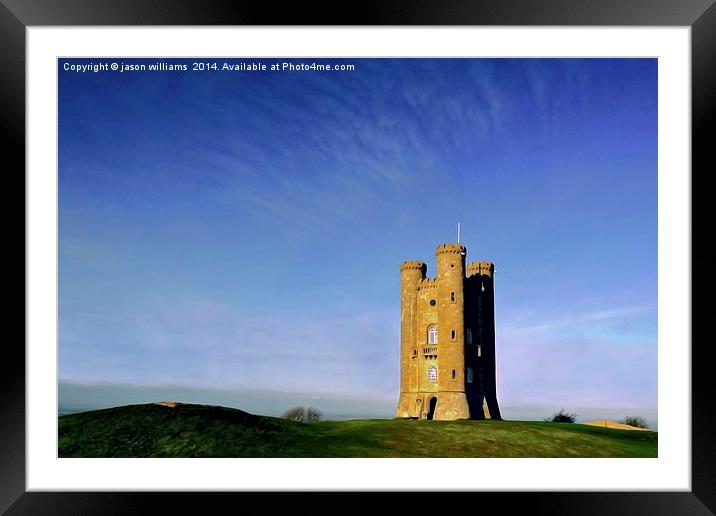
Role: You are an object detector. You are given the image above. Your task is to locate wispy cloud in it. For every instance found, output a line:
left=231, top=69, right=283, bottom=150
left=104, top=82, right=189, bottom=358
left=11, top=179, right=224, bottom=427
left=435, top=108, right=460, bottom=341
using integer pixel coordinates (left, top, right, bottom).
left=504, top=304, right=653, bottom=333
left=495, top=304, right=657, bottom=410
left=143, top=60, right=516, bottom=243
left=60, top=296, right=400, bottom=397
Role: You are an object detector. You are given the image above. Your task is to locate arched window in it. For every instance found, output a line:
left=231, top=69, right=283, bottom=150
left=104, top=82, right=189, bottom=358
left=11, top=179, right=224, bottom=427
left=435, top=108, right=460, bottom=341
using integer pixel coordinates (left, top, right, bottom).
left=466, top=328, right=472, bottom=345
left=451, top=329, right=456, bottom=340
left=451, top=292, right=455, bottom=303
left=467, top=367, right=474, bottom=384
left=451, top=369, right=457, bottom=380
left=428, top=365, right=438, bottom=382
left=428, top=325, right=438, bottom=344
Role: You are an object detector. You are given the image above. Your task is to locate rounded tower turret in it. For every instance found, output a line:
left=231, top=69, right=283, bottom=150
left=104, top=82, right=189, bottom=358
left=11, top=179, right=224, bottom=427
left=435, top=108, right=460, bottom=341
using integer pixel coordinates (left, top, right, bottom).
left=465, top=259, right=501, bottom=419
left=435, top=244, right=466, bottom=394
left=397, top=261, right=426, bottom=417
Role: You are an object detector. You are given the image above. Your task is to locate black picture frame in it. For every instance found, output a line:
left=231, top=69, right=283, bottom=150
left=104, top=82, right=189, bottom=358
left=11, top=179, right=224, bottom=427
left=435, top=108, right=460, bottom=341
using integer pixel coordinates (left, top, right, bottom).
left=3, top=0, right=713, bottom=513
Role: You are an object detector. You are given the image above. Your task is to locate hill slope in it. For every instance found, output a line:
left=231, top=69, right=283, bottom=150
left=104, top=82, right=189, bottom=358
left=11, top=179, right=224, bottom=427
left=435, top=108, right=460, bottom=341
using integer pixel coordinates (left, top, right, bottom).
left=58, top=403, right=657, bottom=458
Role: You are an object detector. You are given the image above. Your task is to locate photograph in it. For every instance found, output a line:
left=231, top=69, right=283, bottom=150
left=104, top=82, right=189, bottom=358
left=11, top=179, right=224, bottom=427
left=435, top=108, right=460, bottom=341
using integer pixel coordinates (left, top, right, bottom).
left=57, top=57, right=658, bottom=458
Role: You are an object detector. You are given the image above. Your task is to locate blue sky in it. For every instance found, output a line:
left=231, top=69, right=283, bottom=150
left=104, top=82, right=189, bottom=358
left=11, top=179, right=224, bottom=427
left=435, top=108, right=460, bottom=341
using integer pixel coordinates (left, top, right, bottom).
left=59, top=58, right=657, bottom=422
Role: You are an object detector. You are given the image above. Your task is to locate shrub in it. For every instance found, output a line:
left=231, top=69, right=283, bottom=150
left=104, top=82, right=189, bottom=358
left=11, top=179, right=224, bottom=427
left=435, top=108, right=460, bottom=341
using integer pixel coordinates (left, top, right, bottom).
left=622, top=416, right=649, bottom=429
left=281, top=406, right=322, bottom=424
left=548, top=408, right=577, bottom=423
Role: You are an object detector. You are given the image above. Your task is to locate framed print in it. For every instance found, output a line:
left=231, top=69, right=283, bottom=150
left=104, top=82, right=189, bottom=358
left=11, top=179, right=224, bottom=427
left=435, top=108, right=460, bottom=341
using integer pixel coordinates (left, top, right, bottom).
left=4, top=0, right=714, bottom=513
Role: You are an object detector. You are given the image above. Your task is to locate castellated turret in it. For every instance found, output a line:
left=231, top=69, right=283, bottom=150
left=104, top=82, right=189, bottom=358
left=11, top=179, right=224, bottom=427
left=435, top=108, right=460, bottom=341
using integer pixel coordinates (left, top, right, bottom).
left=396, top=243, right=501, bottom=421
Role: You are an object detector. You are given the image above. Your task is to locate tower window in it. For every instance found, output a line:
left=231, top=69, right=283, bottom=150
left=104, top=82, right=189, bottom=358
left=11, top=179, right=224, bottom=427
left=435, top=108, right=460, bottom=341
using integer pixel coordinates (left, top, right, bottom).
left=428, top=365, right=438, bottom=382
left=430, top=299, right=436, bottom=306
left=451, top=292, right=455, bottom=303
left=428, top=325, right=438, bottom=344
left=466, top=328, right=472, bottom=345
left=467, top=367, right=473, bottom=384
left=451, top=369, right=456, bottom=380
left=477, top=345, right=482, bottom=357
left=413, top=348, right=417, bottom=357
left=451, top=329, right=456, bottom=340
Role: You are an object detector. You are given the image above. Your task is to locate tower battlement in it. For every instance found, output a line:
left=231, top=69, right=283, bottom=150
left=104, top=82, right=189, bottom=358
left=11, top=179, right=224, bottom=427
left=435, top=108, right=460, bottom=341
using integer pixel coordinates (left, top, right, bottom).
left=417, top=278, right=439, bottom=290
left=467, top=260, right=494, bottom=278
left=400, top=261, right=427, bottom=273
left=397, top=242, right=501, bottom=422
left=435, top=243, right=466, bottom=255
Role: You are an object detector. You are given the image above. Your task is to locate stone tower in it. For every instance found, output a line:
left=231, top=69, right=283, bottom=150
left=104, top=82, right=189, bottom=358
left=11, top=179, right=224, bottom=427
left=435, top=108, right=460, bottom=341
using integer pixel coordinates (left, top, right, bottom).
left=396, top=243, right=501, bottom=421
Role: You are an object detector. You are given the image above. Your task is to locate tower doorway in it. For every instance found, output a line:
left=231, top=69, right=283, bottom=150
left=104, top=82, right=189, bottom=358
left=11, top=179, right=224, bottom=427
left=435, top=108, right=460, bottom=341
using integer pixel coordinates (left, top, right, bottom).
left=427, top=397, right=438, bottom=420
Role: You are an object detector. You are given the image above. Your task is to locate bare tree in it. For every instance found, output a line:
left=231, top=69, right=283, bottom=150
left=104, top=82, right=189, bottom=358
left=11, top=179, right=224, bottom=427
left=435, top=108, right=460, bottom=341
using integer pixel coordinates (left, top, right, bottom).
left=305, top=407, right=323, bottom=423
left=281, top=406, right=307, bottom=422
left=281, top=406, right=322, bottom=423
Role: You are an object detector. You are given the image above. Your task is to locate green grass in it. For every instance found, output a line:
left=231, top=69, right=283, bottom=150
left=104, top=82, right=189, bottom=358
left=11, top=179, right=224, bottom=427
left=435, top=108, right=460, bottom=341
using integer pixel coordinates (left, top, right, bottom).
left=58, top=403, right=657, bottom=458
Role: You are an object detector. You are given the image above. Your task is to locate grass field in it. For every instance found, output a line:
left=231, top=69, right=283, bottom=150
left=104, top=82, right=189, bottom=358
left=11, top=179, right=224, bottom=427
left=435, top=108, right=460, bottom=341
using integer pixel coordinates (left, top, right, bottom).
left=58, top=403, right=657, bottom=458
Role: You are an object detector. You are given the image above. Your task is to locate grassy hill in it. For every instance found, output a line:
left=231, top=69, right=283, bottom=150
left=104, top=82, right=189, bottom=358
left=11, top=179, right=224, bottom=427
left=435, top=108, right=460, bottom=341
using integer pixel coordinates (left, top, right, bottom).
left=58, top=403, right=657, bottom=458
